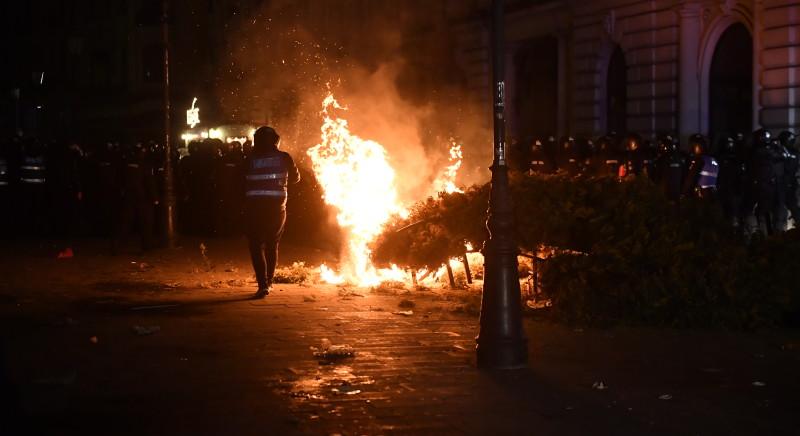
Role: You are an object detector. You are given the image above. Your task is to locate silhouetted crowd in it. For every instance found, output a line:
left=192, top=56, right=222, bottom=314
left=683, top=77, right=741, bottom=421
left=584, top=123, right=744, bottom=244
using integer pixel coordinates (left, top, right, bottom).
left=0, top=136, right=251, bottom=253
left=521, top=129, right=798, bottom=237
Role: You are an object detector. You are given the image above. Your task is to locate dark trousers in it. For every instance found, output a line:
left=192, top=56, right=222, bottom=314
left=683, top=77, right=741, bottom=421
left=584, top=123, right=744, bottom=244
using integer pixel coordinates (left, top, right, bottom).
left=115, top=198, right=154, bottom=252
left=246, top=207, right=286, bottom=288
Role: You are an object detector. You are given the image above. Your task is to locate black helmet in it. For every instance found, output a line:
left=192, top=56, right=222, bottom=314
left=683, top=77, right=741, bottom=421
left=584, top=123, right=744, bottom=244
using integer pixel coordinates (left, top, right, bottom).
left=688, top=134, right=708, bottom=156
left=719, top=136, right=736, bottom=154
left=753, top=128, right=771, bottom=148
left=531, top=138, right=543, bottom=152
left=778, top=131, right=797, bottom=150
left=559, top=136, right=575, bottom=150
left=656, top=135, right=677, bottom=154
left=624, top=133, right=642, bottom=152
left=595, top=135, right=612, bottom=152
left=254, top=126, right=280, bottom=151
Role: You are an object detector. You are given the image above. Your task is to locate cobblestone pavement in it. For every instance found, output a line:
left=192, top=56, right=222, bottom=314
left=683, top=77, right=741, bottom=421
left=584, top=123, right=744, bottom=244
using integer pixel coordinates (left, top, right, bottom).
left=1, top=239, right=798, bottom=435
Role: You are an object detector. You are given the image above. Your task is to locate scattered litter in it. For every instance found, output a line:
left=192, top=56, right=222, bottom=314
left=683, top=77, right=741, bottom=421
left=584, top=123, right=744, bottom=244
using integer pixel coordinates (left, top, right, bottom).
left=451, top=344, right=468, bottom=352
left=439, top=331, right=460, bottom=337
left=658, top=394, right=672, bottom=400
left=225, top=267, right=239, bottom=273
left=592, top=381, right=607, bottom=390
left=34, top=371, right=77, bottom=386
left=573, top=328, right=584, bottom=333
left=752, top=381, right=766, bottom=387
left=56, top=248, right=74, bottom=259
left=399, top=383, right=416, bottom=392
left=132, top=325, right=161, bottom=336
left=312, top=338, right=356, bottom=361
left=332, top=384, right=361, bottom=395
left=303, top=295, right=317, bottom=303
left=392, top=310, right=414, bottom=317
left=89, top=336, right=98, bottom=344
left=398, top=299, right=416, bottom=309
left=525, top=299, right=552, bottom=309
left=138, top=262, right=153, bottom=271
left=132, top=304, right=180, bottom=311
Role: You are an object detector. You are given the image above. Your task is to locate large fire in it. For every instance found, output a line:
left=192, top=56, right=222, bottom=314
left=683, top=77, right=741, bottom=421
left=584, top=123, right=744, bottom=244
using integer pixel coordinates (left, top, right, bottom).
left=306, top=94, right=466, bottom=286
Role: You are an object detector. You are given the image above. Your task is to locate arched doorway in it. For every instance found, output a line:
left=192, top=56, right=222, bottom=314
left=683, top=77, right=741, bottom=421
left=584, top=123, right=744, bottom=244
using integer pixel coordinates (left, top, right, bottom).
left=709, top=23, right=753, bottom=140
left=606, top=45, right=627, bottom=134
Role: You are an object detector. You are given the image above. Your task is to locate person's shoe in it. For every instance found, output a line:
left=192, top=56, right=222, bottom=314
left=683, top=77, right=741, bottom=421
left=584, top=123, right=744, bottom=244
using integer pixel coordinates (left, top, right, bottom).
left=253, top=286, right=270, bottom=299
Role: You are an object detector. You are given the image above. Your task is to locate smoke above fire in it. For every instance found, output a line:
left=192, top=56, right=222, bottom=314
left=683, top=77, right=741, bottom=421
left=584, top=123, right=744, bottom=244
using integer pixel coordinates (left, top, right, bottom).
left=215, top=1, right=492, bottom=284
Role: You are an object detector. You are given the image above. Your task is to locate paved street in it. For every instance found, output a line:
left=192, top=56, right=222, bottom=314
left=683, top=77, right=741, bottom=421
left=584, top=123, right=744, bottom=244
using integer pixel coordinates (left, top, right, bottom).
left=1, top=239, right=799, bottom=435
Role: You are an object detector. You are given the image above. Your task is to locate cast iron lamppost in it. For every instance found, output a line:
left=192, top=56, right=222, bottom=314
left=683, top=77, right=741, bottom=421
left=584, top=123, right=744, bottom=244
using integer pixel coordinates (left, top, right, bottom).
left=476, top=0, right=528, bottom=369
left=162, top=0, right=177, bottom=247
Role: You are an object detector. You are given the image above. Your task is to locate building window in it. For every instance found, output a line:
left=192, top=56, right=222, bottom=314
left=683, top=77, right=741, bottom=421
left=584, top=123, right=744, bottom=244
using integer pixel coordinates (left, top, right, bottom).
left=606, top=45, right=627, bottom=135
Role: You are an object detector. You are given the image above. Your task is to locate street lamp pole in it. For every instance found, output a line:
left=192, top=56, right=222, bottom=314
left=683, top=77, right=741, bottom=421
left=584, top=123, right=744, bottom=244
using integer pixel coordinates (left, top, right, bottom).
left=476, top=0, right=528, bottom=369
left=162, top=0, right=177, bottom=247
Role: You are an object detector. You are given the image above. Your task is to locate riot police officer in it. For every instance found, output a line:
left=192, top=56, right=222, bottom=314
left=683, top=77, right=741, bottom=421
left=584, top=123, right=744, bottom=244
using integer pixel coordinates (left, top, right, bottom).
left=114, top=143, right=158, bottom=253
left=529, top=138, right=556, bottom=175
left=244, top=126, right=300, bottom=298
left=744, top=129, right=779, bottom=236
left=778, top=131, right=799, bottom=225
left=591, top=135, right=623, bottom=177
left=621, top=133, right=645, bottom=177
left=215, top=140, right=245, bottom=235
left=0, top=142, right=11, bottom=238
left=556, top=136, right=581, bottom=176
left=18, top=138, right=49, bottom=235
left=716, top=135, right=746, bottom=227
left=682, top=134, right=719, bottom=200
left=653, top=134, right=686, bottom=202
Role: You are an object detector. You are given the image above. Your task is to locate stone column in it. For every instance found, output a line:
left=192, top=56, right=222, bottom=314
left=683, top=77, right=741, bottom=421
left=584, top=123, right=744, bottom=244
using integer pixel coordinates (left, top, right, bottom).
left=557, top=32, right=569, bottom=137
left=752, top=0, right=763, bottom=130
left=678, top=2, right=703, bottom=146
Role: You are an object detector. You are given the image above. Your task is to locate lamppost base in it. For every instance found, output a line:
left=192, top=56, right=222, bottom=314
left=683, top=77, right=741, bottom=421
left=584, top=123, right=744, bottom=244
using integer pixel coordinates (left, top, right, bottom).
left=476, top=336, right=528, bottom=370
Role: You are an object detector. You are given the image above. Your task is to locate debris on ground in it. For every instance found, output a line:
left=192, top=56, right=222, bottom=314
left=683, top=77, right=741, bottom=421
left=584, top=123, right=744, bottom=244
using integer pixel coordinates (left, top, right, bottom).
left=225, top=267, right=239, bottom=273
left=132, top=325, right=161, bottom=336
left=89, top=336, right=98, bottom=344
left=273, top=262, right=313, bottom=284
left=525, top=299, right=552, bottom=309
left=338, top=288, right=365, bottom=299
left=398, top=299, right=416, bottom=309
left=131, top=304, right=180, bottom=311
left=303, top=295, right=317, bottom=303
left=311, top=338, right=356, bottom=361
left=392, top=310, right=414, bottom=317
left=658, top=394, right=672, bottom=400
left=371, top=280, right=406, bottom=295
left=592, top=381, right=607, bottom=390
left=752, top=381, right=766, bottom=387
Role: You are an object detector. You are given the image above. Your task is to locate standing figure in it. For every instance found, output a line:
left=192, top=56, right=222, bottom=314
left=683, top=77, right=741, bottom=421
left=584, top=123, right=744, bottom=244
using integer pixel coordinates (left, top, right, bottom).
left=682, top=134, right=719, bottom=200
left=621, top=133, right=645, bottom=177
left=778, top=131, right=799, bottom=225
left=215, top=141, right=245, bottom=235
left=18, top=138, right=49, bottom=235
left=653, top=135, right=686, bottom=202
left=243, top=127, right=300, bottom=298
left=556, top=136, right=581, bottom=176
left=0, top=142, right=12, bottom=238
left=529, top=139, right=556, bottom=175
left=743, top=129, right=779, bottom=236
left=716, top=136, right=746, bottom=228
left=592, top=135, right=623, bottom=177
left=115, top=143, right=158, bottom=253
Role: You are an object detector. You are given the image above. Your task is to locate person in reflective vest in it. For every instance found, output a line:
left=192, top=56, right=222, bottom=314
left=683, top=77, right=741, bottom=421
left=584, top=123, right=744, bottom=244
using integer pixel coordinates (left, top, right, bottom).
left=778, top=131, right=799, bottom=225
left=18, top=138, right=49, bottom=235
left=683, top=134, right=719, bottom=200
left=244, top=126, right=300, bottom=299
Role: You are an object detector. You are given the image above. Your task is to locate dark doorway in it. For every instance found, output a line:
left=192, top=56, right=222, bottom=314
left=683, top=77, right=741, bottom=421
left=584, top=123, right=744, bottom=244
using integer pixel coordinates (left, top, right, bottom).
left=709, top=23, right=753, bottom=141
left=606, top=45, right=627, bottom=134
left=514, top=36, right=558, bottom=141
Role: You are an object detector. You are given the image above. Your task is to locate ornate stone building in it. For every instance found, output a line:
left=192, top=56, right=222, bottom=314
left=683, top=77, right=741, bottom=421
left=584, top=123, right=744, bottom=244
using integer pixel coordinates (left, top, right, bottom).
left=451, top=0, right=800, bottom=145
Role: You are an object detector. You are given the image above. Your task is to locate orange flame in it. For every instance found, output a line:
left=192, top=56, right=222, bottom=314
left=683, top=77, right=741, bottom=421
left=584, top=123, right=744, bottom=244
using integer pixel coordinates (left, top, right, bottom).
left=432, top=141, right=464, bottom=194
